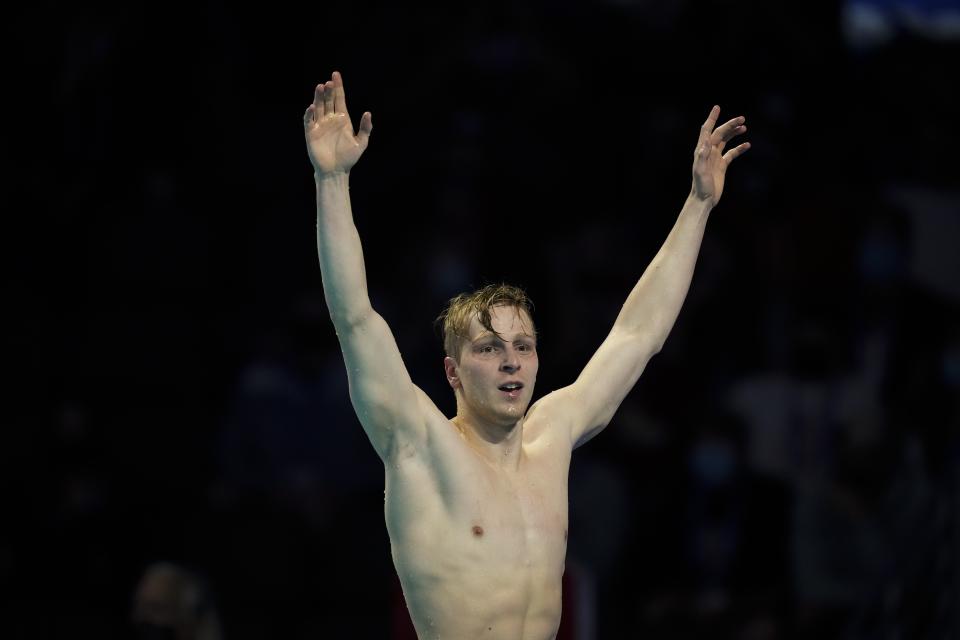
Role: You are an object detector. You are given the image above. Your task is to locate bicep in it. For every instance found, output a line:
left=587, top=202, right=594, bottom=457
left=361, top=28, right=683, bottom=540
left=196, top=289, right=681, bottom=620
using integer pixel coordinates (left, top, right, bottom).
left=562, top=327, right=660, bottom=448
left=336, top=310, right=427, bottom=461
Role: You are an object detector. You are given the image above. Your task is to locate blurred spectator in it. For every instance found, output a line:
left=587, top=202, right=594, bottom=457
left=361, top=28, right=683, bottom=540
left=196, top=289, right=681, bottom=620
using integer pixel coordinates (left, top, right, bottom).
left=131, top=562, right=222, bottom=640
left=210, top=291, right=391, bottom=638
left=727, top=191, right=959, bottom=636
left=633, top=410, right=790, bottom=639
left=214, top=290, right=380, bottom=523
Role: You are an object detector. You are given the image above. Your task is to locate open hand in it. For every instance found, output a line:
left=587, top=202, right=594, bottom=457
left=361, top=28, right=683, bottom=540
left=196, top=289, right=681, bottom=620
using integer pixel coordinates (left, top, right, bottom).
left=304, top=71, right=372, bottom=175
left=691, top=105, right=750, bottom=206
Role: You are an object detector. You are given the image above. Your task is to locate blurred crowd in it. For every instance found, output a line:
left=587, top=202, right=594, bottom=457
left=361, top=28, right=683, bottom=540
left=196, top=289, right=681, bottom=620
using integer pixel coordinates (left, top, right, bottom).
left=7, top=0, right=959, bottom=638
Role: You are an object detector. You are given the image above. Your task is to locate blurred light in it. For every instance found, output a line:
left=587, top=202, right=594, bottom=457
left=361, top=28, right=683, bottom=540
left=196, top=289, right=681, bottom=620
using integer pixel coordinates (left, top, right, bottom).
left=843, top=0, right=960, bottom=49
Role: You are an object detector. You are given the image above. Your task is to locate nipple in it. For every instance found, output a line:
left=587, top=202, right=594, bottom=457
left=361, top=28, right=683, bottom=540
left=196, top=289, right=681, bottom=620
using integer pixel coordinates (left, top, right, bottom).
left=472, top=525, right=484, bottom=537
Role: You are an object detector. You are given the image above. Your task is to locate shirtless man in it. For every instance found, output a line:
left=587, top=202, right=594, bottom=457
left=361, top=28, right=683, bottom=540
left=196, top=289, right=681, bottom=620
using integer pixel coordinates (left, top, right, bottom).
left=303, top=71, right=749, bottom=640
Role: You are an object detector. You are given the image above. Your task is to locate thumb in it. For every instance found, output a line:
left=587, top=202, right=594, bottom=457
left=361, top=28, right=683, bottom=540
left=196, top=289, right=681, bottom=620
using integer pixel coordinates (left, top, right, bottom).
left=357, top=111, right=373, bottom=150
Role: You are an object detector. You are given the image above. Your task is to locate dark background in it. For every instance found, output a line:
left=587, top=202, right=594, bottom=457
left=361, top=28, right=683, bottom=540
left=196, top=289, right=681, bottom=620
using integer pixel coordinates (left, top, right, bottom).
left=7, top=0, right=960, bottom=638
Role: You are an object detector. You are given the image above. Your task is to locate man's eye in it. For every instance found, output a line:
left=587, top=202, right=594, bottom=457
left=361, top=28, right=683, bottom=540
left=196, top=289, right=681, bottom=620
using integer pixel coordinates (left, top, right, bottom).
left=479, top=345, right=497, bottom=354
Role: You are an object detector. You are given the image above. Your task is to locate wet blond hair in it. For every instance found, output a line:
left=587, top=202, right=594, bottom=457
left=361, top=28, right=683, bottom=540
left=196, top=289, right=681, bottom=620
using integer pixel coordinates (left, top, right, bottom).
left=436, top=283, right=536, bottom=360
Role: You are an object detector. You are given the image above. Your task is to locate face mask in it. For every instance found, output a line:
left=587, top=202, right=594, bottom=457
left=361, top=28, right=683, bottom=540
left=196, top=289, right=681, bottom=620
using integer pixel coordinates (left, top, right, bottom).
left=689, top=441, right=736, bottom=486
left=858, top=232, right=904, bottom=283
left=944, top=344, right=960, bottom=389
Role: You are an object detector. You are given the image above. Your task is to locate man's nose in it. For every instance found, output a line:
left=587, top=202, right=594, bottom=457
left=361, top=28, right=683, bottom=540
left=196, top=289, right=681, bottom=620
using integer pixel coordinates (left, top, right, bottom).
left=500, top=348, right=521, bottom=372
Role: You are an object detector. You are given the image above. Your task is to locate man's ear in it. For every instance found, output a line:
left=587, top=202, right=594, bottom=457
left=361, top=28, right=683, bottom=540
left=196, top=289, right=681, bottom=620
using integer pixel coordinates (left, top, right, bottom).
left=443, top=356, right=460, bottom=389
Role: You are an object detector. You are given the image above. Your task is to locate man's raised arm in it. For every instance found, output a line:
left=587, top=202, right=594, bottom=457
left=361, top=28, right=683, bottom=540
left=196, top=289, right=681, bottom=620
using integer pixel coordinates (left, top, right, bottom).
left=547, top=105, right=751, bottom=448
left=304, top=71, right=424, bottom=461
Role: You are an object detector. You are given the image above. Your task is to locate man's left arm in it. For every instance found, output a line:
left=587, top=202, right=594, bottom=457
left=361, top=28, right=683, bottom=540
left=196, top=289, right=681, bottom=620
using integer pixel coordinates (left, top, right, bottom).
left=548, top=106, right=750, bottom=449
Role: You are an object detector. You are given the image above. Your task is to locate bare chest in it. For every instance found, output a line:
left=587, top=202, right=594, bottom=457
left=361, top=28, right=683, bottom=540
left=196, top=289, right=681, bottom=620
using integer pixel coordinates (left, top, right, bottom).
left=383, top=420, right=572, bottom=639
left=454, top=461, right=569, bottom=557
left=384, top=424, right=572, bottom=570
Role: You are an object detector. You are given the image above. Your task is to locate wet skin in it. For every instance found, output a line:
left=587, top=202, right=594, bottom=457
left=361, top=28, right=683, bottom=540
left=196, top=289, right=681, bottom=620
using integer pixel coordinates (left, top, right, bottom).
left=385, top=306, right=572, bottom=639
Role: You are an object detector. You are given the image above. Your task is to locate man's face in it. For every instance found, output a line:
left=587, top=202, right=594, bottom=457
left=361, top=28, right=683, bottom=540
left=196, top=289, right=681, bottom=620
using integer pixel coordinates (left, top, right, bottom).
left=131, top=568, right=192, bottom=639
left=446, top=304, right=538, bottom=427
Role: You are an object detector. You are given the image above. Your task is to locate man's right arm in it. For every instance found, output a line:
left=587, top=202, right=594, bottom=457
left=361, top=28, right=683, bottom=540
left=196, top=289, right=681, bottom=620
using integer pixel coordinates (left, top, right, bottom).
left=306, top=72, right=425, bottom=462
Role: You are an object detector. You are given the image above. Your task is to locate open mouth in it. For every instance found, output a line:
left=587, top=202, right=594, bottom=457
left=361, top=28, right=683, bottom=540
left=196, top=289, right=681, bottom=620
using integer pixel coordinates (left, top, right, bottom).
left=497, top=382, right=524, bottom=399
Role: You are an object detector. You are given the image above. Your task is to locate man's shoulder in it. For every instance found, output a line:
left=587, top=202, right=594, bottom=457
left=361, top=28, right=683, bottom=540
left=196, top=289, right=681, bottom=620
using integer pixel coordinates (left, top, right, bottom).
left=522, top=389, right=576, bottom=448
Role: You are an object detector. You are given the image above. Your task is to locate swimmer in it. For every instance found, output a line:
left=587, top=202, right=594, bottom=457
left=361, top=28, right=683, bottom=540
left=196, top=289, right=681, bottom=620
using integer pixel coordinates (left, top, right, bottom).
left=304, top=70, right=749, bottom=640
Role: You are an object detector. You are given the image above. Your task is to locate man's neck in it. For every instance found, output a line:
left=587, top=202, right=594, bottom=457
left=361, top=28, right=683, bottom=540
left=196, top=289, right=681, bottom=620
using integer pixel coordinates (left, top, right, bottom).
left=451, top=411, right=524, bottom=472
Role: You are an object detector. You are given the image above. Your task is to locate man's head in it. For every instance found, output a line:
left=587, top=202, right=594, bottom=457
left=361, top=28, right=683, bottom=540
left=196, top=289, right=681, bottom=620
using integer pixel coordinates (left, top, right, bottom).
left=131, top=562, right=222, bottom=640
left=437, top=284, right=536, bottom=361
left=437, top=284, right=538, bottom=427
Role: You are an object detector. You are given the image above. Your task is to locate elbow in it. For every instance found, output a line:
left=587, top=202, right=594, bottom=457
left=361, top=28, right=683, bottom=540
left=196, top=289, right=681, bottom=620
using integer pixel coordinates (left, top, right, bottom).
left=331, top=304, right=376, bottom=333
left=651, top=339, right=665, bottom=356
left=645, top=324, right=669, bottom=356
left=619, top=326, right=665, bottom=358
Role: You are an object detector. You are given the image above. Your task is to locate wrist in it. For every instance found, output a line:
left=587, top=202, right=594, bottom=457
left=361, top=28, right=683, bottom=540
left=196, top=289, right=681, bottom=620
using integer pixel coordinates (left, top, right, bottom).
left=684, top=192, right=714, bottom=216
left=315, top=170, right=350, bottom=187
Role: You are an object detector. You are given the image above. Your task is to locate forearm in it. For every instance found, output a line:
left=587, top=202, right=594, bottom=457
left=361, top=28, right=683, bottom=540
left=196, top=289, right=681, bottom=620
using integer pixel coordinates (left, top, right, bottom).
left=613, top=194, right=713, bottom=350
left=315, top=171, right=374, bottom=327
